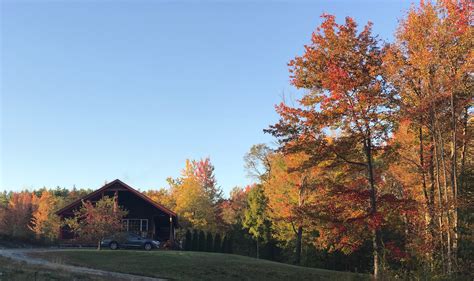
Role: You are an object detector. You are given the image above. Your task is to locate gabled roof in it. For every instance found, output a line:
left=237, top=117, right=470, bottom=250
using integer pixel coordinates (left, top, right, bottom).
left=55, top=179, right=177, bottom=217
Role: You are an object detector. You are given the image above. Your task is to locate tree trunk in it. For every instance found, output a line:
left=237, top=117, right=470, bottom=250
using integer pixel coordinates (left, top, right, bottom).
left=295, top=178, right=306, bottom=266
left=372, top=230, right=381, bottom=279
left=364, top=135, right=381, bottom=279
left=459, top=107, right=469, bottom=191
left=428, top=142, right=442, bottom=271
left=449, top=92, right=459, bottom=270
left=98, top=240, right=101, bottom=250
left=433, top=127, right=447, bottom=273
left=437, top=124, right=453, bottom=273
left=295, top=226, right=303, bottom=265
left=420, top=126, right=430, bottom=207
left=420, top=125, right=436, bottom=266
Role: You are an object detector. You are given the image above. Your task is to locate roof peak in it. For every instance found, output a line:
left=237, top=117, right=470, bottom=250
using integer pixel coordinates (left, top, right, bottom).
left=55, top=179, right=177, bottom=218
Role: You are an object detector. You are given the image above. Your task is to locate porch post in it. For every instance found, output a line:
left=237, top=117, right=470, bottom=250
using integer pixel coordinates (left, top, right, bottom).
left=169, top=216, right=174, bottom=243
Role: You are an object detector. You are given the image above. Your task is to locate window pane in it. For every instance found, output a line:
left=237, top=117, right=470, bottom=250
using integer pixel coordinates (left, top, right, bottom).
left=141, top=220, right=148, bottom=232
left=128, top=219, right=141, bottom=233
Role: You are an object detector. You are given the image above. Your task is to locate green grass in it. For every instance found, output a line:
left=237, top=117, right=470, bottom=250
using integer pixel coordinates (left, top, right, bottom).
left=0, top=256, right=107, bottom=281
left=31, top=250, right=369, bottom=281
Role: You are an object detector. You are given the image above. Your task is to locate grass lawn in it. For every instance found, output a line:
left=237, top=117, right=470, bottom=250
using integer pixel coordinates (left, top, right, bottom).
left=31, top=250, right=369, bottom=281
left=0, top=256, right=107, bottom=281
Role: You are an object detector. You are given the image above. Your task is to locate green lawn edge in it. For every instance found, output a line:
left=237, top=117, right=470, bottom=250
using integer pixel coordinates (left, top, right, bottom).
left=31, top=249, right=369, bottom=281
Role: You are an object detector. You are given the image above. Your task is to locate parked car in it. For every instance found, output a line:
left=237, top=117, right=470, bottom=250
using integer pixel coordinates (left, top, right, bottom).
left=101, top=232, right=160, bottom=251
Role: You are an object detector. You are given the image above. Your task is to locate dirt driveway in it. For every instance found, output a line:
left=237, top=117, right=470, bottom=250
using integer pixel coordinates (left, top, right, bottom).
left=0, top=248, right=166, bottom=281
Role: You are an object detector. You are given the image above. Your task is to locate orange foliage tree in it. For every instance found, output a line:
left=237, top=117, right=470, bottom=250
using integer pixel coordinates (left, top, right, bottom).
left=0, top=192, right=37, bottom=239
left=383, top=0, right=472, bottom=273
left=65, top=196, right=128, bottom=250
left=267, top=14, right=400, bottom=278
left=264, top=152, right=320, bottom=264
left=29, top=190, right=61, bottom=241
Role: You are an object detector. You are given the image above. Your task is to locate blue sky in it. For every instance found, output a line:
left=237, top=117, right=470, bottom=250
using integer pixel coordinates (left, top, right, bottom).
left=1, top=0, right=412, bottom=195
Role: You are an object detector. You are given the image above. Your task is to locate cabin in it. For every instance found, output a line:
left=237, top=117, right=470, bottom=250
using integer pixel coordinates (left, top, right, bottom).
left=56, top=179, right=178, bottom=242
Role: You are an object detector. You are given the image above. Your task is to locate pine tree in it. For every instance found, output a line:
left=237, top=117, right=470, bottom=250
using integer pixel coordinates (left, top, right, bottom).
left=206, top=232, right=214, bottom=252
left=221, top=235, right=228, bottom=253
left=198, top=230, right=206, bottom=251
left=226, top=234, right=233, bottom=254
left=192, top=229, right=199, bottom=251
left=243, top=185, right=270, bottom=259
left=213, top=233, right=222, bottom=252
left=184, top=229, right=192, bottom=251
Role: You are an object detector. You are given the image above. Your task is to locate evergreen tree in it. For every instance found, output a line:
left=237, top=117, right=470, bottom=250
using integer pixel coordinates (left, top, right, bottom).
left=226, top=233, right=233, bottom=254
left=243, top=185, right=270, bottom=259
left=213, top=233, right=222, bottom=252
left=206, top=232, right=213, bottom=252
left=192, top=229, right=199, bottom=251
left=221, top=235, right=228, bottom=253
left=184, top=229, right=192, bottom=251
left=198, top=230, right=206, bottom=251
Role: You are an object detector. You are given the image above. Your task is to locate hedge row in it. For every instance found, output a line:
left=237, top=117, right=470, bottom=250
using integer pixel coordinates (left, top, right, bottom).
left=183, top=229, right=232, bottom=253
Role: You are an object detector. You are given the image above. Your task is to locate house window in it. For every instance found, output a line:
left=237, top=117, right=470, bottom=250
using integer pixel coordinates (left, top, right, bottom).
left=122, top=219, right=148, bottom=233
left=141, top=219, right=148, bottom=232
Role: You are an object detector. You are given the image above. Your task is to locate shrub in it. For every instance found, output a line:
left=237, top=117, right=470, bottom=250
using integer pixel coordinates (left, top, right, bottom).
left=192, top=229, right=199, bottom=251
left=198, top=230, right=206, bottom=251
left=206, top=232, right=213, bottom=252
left=225, top=234, right=233, bottom=253
left=213, top=233, right=221, bottom=252
left=221, top=235, right=228, bottom=253
left=184, top=229, right=192, bottom=251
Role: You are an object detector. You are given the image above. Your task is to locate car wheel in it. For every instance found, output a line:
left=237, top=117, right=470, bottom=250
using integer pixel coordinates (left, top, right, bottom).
left=109, top=241, right=118, bottom=250
left=144, top=243, right=152, bottom=251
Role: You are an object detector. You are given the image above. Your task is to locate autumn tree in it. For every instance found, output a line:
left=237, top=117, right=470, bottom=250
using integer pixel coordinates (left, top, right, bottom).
left=1, top=191, right=37, bottom=239
left=29, top=190, right=60, bottom=241
left=221, top=186, right=249, bottom=226
left=171, top=172, right=216, bottom=231
left=169, top=158, right=223, bottom=232
left=244, top=144, right=273, bottom=182
left=194, top=157, right=222, bottom=204
left=143, top=188, right=175, bottom=210
left=267, top=14, right=397, bottom=278
left=263, top=152, right=320, bottom=265
left=384, top=0, right=473, bottom=274
left=65, top=196, right=128, bottom=250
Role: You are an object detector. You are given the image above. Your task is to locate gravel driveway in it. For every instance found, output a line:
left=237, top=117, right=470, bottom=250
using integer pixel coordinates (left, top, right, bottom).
left=0, top=248, right=166, bottom=281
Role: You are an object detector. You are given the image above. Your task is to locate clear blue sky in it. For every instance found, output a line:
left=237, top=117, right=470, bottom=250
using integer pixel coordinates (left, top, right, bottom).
left=1, top=0, right=412, bottom=195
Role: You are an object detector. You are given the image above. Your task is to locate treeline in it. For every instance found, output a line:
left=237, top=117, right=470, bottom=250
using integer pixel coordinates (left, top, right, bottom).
left=0, top=188, right=91, bottom=243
